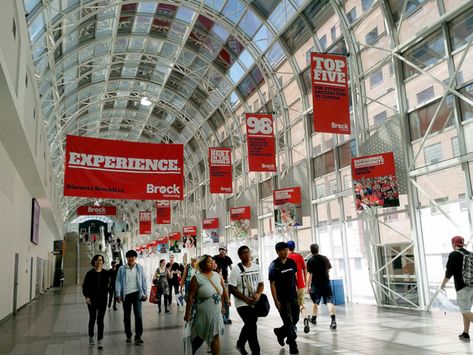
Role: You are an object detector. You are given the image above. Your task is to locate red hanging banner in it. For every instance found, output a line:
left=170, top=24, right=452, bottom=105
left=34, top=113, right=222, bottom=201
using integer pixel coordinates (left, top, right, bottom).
left=76, top=206, right=117, bottom=216
left=155, top=201, right=171, bottom=224
left=351, top=152, right=399, bottom=211
left=183, top=226, right=197, bottom=249
left=139, top=211, right=152, bottom=235
left=63, top=135, right=184, bottom=200
left=310, top=53, right=350, bottom=134
left=230, top=206, right=251, bottom=221
left=273, top=187, right=303, bottom=227
left=203, top=218, right=219, bottom=230
left=245, top=113, right=276, bottom=172
left=209, top=148, right=233, bottom=194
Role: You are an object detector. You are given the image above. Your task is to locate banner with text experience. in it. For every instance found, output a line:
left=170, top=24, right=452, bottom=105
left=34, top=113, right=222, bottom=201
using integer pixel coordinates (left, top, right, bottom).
left=139, top=211, right=152, bottom=235
left=209, top=148, right=232, bottom=194
left=63, top=135, right=184, bottom=200
left=351, top=152, right=399, bottom=211
left=155, top=201, right=171, bottom=224
left=310, top=53, right=350, bottom=135
left=246, top=113, right=276, bottom=172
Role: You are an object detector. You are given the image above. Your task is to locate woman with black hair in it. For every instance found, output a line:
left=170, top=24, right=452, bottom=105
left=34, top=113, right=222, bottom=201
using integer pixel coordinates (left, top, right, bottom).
left=82, top=254, right=110, bottom=350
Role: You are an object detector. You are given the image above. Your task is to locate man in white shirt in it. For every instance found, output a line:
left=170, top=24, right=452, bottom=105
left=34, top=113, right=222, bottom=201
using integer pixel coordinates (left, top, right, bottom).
left=228, top=246, right=264, bottom=355
left=115, top=250, right=148, bottom=345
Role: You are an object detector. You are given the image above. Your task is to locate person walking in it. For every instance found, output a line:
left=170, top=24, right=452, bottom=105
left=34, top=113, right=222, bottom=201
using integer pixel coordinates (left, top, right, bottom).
left=213, top=247, right=233, bottom=324
left=269, top=242, right=299, bottom=354
left=287, top=240, right=310, bottom=333
left=306, top=243, right=337, bottom=330
left=228, top=246, right=264, bottom=355
left=107, top=261, right=118, bottom=310
left=180, top=257, right=197, bottom=298
left=153, top=259, right=170, bottom=313
left=115, top=250, right=148, bottom=345
left=441, top=236, right=473, bottom=341
left=82, top=254, right=110, bottom=350
left=184, top=255, right=229, bottom=355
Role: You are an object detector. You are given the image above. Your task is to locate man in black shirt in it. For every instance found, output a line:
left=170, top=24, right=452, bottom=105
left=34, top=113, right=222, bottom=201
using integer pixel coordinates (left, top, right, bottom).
left=268, top=242, right=299, bottom=354
left=306, top=243, right=337, bottom=329
left=441, top=236, right=473, bottom=341
left=214, top=246, right=233, bottom=324
left=108, top=261, right=118, bottom=310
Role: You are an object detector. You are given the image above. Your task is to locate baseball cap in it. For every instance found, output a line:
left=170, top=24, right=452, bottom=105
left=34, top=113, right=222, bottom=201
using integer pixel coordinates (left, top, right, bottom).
left=452, top=236, right=465, bottom=247
left=218, top=246, right=227, bottom=251
left=287, top=240, right=296, bottom=249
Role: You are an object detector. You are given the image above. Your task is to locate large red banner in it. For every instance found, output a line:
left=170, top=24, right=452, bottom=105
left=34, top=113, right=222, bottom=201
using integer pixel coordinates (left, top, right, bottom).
left=209, top=148, right=232, bottom=194
left=76, top=206, right=116, bottom=216
left=203, top=218, right=219, bottom=230
left=311, top=53, right=350, bottom=134
left=246, top=113, right=276, bottom=172
left=155, top=201, right=171, bottom=224
left=230, top=206, right=251, bottom=221
left=351, top=152, right=399, bottom=210
left=139, top=211, right=152, bottom=235
left=63, top=135, right=184, bottom=200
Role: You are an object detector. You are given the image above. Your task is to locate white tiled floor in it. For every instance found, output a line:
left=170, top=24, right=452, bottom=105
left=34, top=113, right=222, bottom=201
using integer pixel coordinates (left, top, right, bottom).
left=1, top=286, right=473, bottom=354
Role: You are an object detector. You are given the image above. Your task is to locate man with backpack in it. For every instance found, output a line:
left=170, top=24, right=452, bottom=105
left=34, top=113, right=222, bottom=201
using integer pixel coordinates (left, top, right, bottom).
left=441, top=236, right=473, bottom=341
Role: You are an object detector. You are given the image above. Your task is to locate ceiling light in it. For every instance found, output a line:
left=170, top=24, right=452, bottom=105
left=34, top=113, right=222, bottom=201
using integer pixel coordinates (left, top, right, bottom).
left=141, top=97, right=152, bottom=106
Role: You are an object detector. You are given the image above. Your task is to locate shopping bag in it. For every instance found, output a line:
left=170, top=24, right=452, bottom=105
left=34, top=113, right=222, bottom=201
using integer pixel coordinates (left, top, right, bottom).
left=183, top=322, right=192, bottom=355
left=176, top=292, right=185, bottom=307
left=149, top=285, right=158, bottom=304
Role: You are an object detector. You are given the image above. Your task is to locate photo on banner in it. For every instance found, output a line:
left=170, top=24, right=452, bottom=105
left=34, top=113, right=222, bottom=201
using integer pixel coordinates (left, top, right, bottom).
left=351, top=152, right=400, bottom=211
left=310, top=53, right=350, bottom=134
left=202, top=218, right=219, bottom=245
left=63, top=135, right=184, bottom=200
left=245, top=113, right=276, bottom=172
left=273, top=187, right=302, bottom=229
left=139, top=211, right=152, bottom=235
left=229, top=206, right=251, bottom=238
left=169, top=232, right=181, bottom=253
left=183, top=226, right=197, bottom=248
left=157, top=238, right=168, bottom=253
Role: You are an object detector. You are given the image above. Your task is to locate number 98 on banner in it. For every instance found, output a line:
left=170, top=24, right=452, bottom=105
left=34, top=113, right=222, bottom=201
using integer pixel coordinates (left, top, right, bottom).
left=247, top=115, right=273, bottom=136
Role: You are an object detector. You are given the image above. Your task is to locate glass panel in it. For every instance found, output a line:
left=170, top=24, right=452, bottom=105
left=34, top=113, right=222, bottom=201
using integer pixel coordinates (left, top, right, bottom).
left=448, top=7, right=473, bottom=51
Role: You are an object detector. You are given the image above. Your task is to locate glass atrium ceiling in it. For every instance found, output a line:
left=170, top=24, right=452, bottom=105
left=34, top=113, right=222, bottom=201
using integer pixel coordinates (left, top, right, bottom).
left=22, top=0, right=324, bottom=216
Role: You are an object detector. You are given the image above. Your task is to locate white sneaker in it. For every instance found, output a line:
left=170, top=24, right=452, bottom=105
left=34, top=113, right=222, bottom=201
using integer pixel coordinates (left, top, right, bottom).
left=89, top=337, right=95, bottom=345
left=97, top=339, right=103, bottom=350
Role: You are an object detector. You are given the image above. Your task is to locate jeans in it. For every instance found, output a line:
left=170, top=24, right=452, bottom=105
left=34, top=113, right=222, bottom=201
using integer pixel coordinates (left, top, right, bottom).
left=168, top=281, right=179, bottom=306
left=277, top=299, right=300, bottom=345
left=223, top=281, right=230, bottom=321
left=108, top=289, right=116, bottom=308
left=87, top=301, right=107, bottom=340
left=123, top=292, right=143, bottom=338
left=237, top=306, right=260, bottom=354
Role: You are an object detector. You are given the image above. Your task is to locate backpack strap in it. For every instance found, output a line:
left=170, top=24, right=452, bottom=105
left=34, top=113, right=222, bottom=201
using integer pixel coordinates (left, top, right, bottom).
left=238, top=263, right=246, bottom=295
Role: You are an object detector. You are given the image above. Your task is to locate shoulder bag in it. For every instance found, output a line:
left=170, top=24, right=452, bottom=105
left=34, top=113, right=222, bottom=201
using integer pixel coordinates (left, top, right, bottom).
left=237, top=263, right=270, bottom=317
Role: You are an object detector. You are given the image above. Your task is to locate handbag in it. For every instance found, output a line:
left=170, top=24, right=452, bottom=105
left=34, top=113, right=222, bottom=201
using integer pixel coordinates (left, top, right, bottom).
left=149, top=285, right=158, bottom=304
left=237, top=263, right=270, bottom=317
left=254, top=293, right=270, bottom=317
left=176, top=291, right=185, bottom=307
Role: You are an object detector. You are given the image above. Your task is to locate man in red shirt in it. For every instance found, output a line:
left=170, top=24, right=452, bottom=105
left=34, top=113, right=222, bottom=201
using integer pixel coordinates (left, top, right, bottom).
left=287, top=240, right=310, bottom=333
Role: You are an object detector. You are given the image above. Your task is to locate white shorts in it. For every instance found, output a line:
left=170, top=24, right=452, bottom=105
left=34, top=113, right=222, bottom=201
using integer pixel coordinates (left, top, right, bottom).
left=457, top=286, right=473, bottom=313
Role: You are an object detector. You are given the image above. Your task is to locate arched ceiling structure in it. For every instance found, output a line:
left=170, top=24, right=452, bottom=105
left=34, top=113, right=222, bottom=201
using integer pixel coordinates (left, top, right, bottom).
left=23, top=0, right=328, bottom=229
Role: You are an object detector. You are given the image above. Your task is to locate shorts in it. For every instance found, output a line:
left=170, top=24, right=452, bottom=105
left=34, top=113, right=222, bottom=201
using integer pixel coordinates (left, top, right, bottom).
left=297, top=288, right=305, bottom=307
left=310, top=282, right=333, bottom=305
left=457, top=286, right=473, bottom=313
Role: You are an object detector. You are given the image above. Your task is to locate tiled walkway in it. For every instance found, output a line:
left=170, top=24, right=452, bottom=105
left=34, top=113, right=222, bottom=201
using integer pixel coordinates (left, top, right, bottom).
left=0, top=286, right=472, bottom=354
